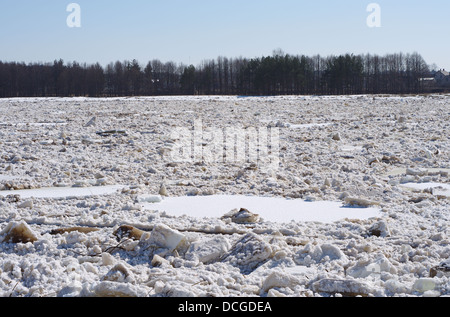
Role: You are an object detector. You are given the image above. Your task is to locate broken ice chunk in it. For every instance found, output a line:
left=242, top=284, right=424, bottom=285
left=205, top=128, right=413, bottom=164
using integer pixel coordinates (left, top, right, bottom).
left=0, top=221, right=38, bottom=244
left=146, top=224, right=185, bottom=251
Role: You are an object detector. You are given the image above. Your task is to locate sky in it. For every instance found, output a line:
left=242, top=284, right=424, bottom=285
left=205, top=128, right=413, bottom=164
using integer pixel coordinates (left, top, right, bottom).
left=0, top=0, right=449, bottom=70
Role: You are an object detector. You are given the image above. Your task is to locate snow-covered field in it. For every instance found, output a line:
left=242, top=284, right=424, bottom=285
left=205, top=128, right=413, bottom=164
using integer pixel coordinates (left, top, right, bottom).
left=0, top=95, right=449, bottom=297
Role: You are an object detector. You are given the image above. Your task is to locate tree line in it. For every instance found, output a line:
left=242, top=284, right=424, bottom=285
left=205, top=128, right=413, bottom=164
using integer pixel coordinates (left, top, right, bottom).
left=0, top=51, right=433, bottom=98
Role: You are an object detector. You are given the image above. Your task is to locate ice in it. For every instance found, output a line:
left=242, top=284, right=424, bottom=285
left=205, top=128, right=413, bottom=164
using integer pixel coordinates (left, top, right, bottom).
left=142, top=195, right=382, bottom=224
left=0, top=95, right=449, bottom=298
left=261, top=271, right=303, bottom=293
left=0, top=185, right=126, bottom=199
left=0, top=221, right=38, bottom=243
left=137, top=194, right=163, bottom=203
left=0, top=175, right=16, bottom=182
left=401, top=182, right=450, bottom=197
left=289, top=123, right=332, bottom=129
left=185, top=235, right=231, bottom=263
left=144, top=224, right=186, bottom=252
left=413, top=278, right=438, bottom=293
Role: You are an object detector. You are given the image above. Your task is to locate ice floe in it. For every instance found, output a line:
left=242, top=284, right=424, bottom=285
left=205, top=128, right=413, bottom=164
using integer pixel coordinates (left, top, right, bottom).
left=142, top=195, right=382, bottom=224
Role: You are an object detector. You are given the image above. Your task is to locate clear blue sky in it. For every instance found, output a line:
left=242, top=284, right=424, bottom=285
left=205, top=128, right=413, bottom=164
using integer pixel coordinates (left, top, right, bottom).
left=1, top=0, right=449, bottom=69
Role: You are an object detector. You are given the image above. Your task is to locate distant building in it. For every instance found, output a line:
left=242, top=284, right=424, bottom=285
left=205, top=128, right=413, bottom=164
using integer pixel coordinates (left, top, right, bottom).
left=434, top=69, right=450, bottom=87
left=419, top=69, right=450, bottom=91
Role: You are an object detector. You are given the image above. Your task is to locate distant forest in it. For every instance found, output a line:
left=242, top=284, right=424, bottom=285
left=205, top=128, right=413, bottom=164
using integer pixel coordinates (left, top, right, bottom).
left=0, top=51, right=437, bottom=97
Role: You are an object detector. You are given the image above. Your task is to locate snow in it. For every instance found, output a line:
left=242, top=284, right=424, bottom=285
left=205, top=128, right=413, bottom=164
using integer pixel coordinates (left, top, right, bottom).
left=0, top=185, right=126, bottom=199
left=0, top=175, right=16, bottom=182
left=142, top=195, right=382, bottom=224
left=0, top=95, right=449, bottom=298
